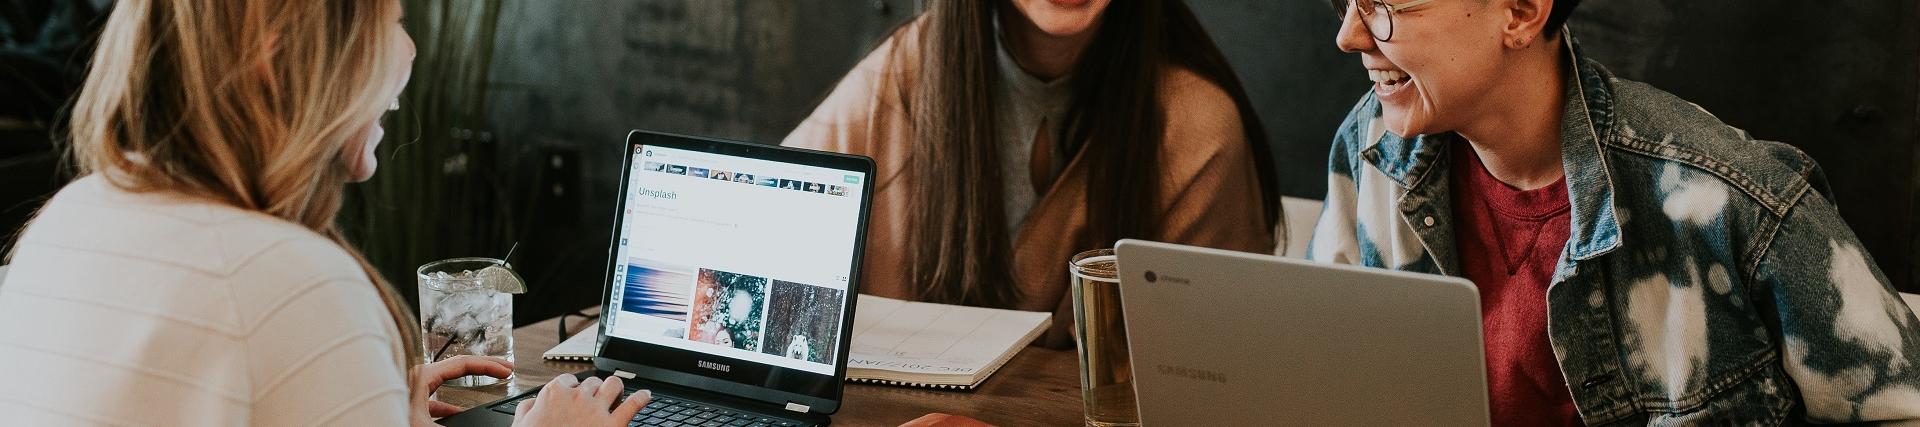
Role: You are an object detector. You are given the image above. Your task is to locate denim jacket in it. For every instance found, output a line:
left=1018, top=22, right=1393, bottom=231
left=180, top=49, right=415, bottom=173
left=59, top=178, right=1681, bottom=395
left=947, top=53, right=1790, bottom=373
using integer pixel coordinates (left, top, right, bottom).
left=1306, top=37, right=1920, bottom=424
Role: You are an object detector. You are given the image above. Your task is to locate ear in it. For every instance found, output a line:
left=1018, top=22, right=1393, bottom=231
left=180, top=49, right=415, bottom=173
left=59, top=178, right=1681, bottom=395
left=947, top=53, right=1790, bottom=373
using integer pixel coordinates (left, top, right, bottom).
left=1501, top=0, right=1553, bottom=49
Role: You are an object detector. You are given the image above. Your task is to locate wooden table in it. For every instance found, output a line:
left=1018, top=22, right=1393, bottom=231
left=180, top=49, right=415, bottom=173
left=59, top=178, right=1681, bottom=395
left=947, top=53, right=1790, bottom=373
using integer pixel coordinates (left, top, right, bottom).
left=434, top=309, right=1085, bottom=426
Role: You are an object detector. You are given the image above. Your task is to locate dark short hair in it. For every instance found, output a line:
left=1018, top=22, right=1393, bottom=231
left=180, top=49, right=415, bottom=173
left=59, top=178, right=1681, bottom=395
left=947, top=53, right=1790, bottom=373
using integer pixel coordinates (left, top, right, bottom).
left=1545, top=0, right=1581, bottom=37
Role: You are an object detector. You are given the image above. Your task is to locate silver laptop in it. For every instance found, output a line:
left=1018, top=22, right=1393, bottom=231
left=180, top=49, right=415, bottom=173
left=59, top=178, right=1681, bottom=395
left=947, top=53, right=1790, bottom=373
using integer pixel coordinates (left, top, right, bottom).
left=1114, top=239, right=1489, bottom=426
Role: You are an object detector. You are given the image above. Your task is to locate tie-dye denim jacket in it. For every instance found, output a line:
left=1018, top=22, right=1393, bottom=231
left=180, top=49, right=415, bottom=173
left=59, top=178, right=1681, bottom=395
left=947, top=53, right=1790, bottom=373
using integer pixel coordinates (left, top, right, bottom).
left=1306, top=39, right=1920, bottom=424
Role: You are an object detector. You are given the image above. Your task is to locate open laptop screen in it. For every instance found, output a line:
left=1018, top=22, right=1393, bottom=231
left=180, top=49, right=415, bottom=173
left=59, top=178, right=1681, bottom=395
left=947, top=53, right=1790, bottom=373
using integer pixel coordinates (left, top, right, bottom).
left=598, top=132, right=869, bottom=405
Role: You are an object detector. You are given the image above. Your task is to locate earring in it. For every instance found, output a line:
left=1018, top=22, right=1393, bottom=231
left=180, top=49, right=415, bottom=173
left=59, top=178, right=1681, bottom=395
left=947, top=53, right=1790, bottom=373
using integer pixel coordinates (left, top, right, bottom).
left=1511, top=36, right=1534, bottom=49
left=389, top=99, right=401, bottom=111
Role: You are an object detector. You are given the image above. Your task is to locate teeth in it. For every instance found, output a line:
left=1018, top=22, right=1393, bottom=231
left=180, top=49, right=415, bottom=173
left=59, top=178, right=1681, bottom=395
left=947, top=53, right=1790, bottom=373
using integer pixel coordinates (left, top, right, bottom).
left=1367, top=69, right=1409, bottom=84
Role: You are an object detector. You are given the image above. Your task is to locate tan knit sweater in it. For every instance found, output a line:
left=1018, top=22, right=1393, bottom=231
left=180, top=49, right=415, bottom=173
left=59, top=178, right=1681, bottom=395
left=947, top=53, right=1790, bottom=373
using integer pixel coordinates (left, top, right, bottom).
left=783, top=18, right=1275, bottom=349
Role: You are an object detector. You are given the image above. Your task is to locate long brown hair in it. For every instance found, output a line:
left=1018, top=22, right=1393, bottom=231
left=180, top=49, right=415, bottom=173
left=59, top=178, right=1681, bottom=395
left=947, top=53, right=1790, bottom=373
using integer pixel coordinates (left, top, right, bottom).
left=906, top=0, right=1277, bottom=308
left=64, top=0, right=422, bottom=367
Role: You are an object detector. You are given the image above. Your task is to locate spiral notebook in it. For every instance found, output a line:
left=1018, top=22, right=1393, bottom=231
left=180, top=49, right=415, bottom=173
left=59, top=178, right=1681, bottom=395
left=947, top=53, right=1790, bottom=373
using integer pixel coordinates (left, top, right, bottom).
left=846, top=294, right=1052, bottom=390
left=543, top=329, right=598, bottom=362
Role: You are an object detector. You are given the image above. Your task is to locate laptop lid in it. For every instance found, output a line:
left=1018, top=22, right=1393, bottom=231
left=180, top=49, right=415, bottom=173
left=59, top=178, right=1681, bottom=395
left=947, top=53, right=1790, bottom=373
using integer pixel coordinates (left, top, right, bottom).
left=593, top=130, right=874, bottom=415
left=1113, top=239, right=1489, bottom=426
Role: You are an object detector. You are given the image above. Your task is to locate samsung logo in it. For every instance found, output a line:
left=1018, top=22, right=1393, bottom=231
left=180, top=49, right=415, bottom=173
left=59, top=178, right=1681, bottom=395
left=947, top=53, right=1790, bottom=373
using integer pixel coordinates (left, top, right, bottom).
left=1157, top=364, right=1227, bottom=384
left=697, top=360, right=731, bottom=372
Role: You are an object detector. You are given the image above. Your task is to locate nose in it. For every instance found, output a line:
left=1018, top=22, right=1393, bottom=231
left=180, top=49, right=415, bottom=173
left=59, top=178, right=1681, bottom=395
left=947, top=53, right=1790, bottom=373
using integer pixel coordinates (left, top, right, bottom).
left=1334, top=5, right=1376, bottom=54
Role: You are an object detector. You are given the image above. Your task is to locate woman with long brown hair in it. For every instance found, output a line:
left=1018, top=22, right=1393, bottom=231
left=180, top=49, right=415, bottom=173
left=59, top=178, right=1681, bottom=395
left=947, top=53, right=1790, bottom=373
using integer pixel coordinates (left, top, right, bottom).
left=785, top=0, right=1279, bottom=348
left=0, top=0, right=642, bottom=425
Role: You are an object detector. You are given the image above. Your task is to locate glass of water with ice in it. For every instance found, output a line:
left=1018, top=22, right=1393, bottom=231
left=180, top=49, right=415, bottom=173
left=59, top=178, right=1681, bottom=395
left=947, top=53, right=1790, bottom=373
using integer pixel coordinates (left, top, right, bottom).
left=417, top=257, right=526, bottom=387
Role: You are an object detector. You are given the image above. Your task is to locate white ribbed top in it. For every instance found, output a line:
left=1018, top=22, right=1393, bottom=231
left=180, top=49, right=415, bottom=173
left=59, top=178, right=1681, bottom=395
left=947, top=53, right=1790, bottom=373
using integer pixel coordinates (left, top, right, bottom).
left=0, top=175, right=411, bottom=426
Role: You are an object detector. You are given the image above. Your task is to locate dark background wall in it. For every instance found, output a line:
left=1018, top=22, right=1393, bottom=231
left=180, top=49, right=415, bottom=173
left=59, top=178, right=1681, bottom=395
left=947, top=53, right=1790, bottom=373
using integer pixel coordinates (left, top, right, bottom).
left=1570, top=0, right=1919, bottom=292
left=478, top=0, right=921, bottom=322
left=477, top=0, right=1919, bottom=322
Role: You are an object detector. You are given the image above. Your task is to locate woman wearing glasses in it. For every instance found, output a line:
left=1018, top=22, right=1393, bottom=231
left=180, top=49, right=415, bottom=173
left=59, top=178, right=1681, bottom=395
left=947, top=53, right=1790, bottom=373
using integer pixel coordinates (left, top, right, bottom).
left=784, top=0, right=1280, bottom=349
left=1309, top=0, right=1920, bottom=423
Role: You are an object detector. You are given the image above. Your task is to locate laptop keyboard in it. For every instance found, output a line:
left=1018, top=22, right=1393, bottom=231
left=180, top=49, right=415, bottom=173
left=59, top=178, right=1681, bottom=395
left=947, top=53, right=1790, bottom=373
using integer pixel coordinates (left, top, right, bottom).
left=489, top=389, right=813, bottom=427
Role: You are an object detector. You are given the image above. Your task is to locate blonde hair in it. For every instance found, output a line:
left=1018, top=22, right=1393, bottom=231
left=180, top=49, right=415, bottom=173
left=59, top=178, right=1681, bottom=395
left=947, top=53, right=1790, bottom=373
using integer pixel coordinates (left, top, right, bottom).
left=68, top=0, right=422, bottom=368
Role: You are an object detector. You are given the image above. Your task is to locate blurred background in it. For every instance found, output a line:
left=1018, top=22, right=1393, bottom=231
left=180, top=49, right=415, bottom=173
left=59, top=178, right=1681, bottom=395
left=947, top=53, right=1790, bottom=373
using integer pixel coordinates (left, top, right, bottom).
left=2, top=0, right=1915, bottom=324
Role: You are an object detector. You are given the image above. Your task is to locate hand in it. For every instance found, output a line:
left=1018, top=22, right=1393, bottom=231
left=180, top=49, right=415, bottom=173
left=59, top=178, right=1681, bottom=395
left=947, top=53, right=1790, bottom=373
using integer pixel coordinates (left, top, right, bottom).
left=410, top=355, right=514, bottom=421
left=511, top=373, right=651, bottom=427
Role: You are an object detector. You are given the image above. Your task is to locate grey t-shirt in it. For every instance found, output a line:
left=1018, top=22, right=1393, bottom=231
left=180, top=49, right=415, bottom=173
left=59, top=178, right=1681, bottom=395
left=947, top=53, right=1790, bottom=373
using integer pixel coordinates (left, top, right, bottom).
left=991, top=28, right=1073, bottom=239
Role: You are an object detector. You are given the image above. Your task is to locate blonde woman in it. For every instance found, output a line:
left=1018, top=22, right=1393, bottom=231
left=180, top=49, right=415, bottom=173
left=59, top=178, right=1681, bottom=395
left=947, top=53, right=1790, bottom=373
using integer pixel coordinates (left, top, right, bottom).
left=0, top=0, right=645, bottom=425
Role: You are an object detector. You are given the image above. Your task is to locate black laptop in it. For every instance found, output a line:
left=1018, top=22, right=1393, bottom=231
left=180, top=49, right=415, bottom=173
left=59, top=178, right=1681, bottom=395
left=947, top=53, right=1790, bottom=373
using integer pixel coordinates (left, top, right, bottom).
left=439, top=130, right=876, bottom=426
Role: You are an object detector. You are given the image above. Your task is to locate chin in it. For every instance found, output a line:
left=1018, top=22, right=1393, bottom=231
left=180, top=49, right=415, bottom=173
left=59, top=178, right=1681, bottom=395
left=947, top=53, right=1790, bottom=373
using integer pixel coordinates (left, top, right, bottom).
left=1386, top=122, right=1421, bottom=138
left=1380, top=109, right=1415, bottom=137
left=347, top=165, right=377, bottom=183
left=345, top=148, right=379, bottom=182
left=1033, top=16, right=1100, bottom=37
left=1379, top=107, right=1437, bottom=138
left=1022, top=0, right=1107, bottom=37
left=346, top=124, right=384, bottom=182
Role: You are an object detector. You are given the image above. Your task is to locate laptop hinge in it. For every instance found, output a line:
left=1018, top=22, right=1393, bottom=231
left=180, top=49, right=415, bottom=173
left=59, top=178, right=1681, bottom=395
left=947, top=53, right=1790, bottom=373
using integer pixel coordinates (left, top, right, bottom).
left=612, top=369, right=637, bottom=379
left=784, top=402, right=810, bottom=413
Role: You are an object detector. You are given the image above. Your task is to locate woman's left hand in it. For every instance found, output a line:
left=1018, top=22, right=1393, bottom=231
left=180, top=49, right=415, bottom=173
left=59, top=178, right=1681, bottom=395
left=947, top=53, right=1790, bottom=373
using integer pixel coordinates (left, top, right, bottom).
left=411, top=355, right=515, bottom=420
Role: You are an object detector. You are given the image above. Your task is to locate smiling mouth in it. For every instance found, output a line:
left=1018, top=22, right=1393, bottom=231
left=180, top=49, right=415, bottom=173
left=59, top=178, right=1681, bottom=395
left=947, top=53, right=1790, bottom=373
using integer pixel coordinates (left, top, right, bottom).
left=1368, top=69, right=1412, bottom=95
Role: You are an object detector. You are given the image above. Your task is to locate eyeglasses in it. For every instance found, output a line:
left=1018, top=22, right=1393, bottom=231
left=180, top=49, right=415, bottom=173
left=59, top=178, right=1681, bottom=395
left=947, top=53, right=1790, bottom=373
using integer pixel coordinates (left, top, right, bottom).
left=1331, top=0, right=1439, bottom=42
